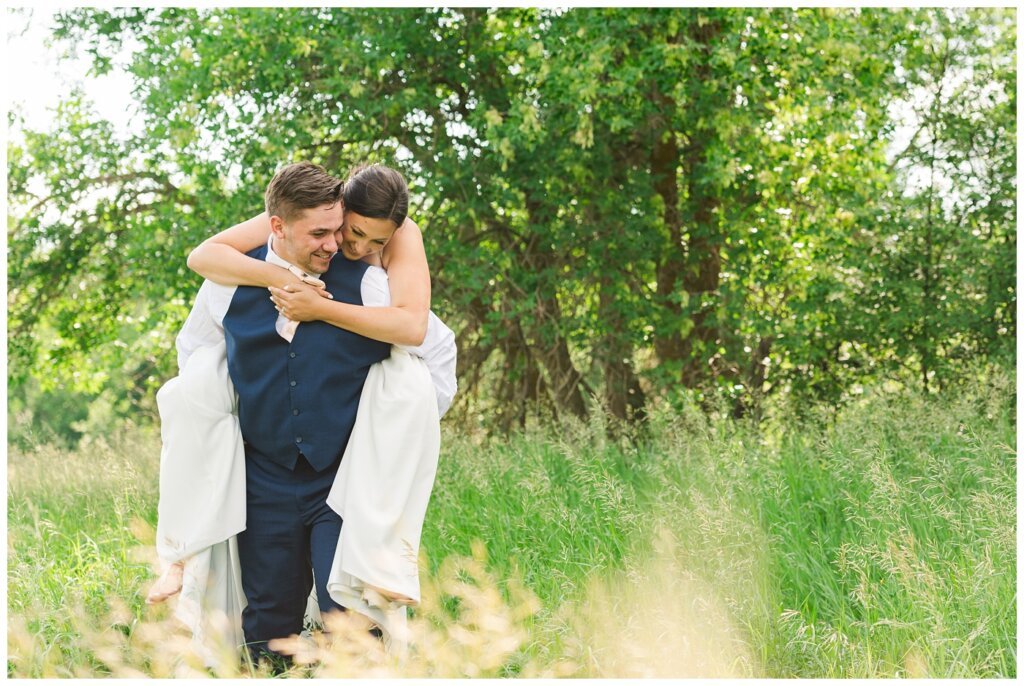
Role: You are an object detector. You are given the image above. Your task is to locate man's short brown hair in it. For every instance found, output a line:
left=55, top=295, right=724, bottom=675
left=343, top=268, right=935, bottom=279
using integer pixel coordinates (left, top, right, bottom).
left=264, top=162, right=343, bottom=222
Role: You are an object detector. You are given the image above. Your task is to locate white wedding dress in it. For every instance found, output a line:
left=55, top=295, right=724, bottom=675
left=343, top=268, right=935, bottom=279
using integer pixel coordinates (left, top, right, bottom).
left=325, top=347, right=440, bottom=648
left=155, top=342, right=441, bottom=662
left=154, top=340, right=247, bottom=663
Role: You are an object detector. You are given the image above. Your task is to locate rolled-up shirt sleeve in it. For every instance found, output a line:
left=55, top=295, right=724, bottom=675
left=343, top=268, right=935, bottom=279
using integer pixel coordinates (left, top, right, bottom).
left=360, top=266, right=458, bottom=418
left=359, top=265, right=392, bottom=308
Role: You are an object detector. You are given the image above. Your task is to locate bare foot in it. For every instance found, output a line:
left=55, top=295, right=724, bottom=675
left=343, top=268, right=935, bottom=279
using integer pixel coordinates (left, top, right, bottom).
left=146, top=561, right=184, bottom=604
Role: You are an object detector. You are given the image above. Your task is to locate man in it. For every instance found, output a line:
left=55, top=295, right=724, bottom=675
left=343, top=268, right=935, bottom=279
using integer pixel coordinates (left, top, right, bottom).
left=174, top=162, right=392, bottom=665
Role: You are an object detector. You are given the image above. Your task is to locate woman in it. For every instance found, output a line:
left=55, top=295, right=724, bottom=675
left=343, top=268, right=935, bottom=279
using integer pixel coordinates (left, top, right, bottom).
left=149, top=163, right=455, bottom=648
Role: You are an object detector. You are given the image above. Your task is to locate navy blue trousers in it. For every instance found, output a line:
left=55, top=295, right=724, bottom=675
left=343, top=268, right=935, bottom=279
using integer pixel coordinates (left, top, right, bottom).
left=237, top=450, right=344, bottom=661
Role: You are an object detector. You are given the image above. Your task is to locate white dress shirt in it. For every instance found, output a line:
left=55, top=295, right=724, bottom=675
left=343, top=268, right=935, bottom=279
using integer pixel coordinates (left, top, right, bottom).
left=175, top=240, right=457, bottom=417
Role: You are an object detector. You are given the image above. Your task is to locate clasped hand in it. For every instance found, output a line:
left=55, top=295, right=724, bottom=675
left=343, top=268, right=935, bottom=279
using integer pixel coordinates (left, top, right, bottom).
left=269, top=282, right=332, bottom=321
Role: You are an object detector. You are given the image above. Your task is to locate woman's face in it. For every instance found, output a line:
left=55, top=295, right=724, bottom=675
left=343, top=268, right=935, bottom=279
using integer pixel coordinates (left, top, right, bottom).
left=336, top=210, right=398, bottom=260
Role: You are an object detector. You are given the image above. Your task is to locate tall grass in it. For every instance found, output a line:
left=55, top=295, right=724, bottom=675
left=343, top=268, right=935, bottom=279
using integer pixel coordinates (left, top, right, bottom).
left=8, top=369, right=1015, bottom=677
left=8, top=427, right=162, bottom=676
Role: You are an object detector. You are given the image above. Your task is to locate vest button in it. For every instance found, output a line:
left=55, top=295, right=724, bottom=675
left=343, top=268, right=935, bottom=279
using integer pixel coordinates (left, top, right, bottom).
left=295, top=437, right=303, bottom=443
left=293, top=409, right=299, bottom=415
left=290, top=352, right=297, bottom=358
left=290, top=380, right=297, bottom=387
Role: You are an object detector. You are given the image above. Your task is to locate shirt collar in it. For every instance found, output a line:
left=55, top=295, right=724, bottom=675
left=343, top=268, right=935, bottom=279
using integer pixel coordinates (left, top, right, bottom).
left=266, top=235, right=311, bottom=281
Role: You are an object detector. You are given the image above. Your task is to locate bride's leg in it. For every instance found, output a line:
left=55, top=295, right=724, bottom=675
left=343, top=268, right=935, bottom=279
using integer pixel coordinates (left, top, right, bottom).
left=146, top=559, right=186, bottom=604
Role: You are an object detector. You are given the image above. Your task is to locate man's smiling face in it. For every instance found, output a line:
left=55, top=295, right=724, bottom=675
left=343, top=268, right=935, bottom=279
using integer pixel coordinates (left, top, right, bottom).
left=271, top=202, right=345, bottom=274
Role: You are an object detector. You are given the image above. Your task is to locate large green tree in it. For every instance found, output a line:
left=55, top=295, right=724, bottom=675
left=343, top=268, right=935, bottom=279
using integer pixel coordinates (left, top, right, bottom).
left=7, top=8, right=1015, bottom=439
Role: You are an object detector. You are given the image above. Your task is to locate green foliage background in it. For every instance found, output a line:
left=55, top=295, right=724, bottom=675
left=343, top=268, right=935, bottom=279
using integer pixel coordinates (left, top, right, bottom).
left=7, top=7, right=1017, bottom=442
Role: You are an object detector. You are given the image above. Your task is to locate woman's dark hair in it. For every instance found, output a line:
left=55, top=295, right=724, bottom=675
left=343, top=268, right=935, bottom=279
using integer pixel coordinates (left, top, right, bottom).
left=343, top=164, right=409, bottom=227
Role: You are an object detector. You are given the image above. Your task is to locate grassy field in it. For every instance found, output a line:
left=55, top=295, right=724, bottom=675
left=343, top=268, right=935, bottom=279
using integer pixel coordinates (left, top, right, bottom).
left=7, top=369, right=1016, bottom=677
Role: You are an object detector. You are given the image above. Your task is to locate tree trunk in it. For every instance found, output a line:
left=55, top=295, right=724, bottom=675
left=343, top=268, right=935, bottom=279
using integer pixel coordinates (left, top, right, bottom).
left=651, top=15, right=725, bottom=388
left=677, top=16, right=724, bottom=387
left=597, top=260, right=647, bottom=422
left=520, top=198, right=590, bottom=420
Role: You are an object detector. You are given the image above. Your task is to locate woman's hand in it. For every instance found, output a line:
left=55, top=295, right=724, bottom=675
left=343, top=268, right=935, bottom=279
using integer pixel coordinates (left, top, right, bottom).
left=269, top=283, right=333, bottom=321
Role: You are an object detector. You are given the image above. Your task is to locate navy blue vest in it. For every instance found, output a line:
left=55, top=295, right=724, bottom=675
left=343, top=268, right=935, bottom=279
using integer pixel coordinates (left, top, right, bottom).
left=222, top=246, right=390, bottom=472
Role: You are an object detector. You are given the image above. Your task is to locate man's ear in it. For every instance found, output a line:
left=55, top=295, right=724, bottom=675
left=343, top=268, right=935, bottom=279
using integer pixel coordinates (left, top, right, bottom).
left=269, top=215, right=286, bottom=239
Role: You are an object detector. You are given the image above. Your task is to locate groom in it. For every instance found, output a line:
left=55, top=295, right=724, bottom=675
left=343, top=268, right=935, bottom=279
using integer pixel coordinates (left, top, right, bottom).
left=178, top=162, right=391, bottom=663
